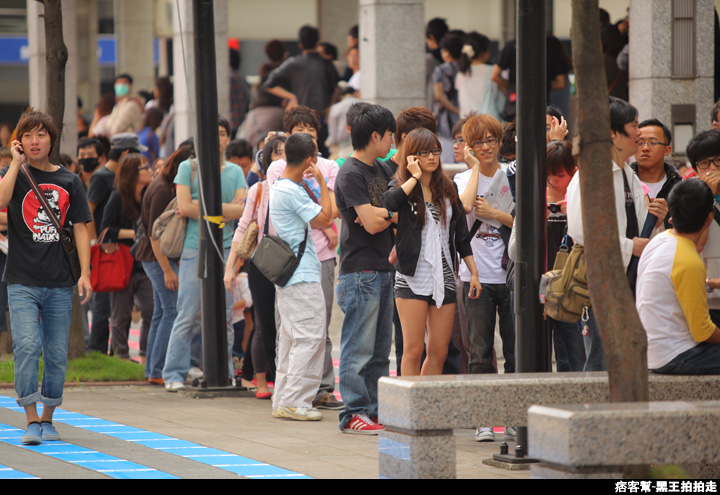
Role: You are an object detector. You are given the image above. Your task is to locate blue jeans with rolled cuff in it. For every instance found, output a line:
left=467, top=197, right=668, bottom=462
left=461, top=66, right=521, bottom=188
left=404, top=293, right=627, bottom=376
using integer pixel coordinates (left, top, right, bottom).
left=9, top=284, right=74, bottom=408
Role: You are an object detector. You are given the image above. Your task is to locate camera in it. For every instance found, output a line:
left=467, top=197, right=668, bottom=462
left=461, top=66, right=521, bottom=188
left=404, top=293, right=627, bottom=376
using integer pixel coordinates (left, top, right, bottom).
left=547, top=203, right=562, bottom=214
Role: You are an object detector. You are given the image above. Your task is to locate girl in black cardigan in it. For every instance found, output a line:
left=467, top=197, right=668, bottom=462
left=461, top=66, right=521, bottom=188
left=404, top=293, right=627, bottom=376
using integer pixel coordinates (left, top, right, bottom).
left=100, top=153, right=154, bottom=361
left=382, top=128, right=481, bottom=377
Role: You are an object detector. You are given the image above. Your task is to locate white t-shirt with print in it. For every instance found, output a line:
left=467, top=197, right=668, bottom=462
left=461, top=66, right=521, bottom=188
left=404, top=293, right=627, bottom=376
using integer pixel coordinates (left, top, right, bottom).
left=454, top=169, right=507, bottom=284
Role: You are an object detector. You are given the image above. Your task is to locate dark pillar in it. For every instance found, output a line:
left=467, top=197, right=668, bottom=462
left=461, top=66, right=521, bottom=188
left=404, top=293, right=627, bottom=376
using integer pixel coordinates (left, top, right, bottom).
left=515, top=0, right=550, bottom=375
left=514, top=0, right=549, bottom=455
left=193, top=0, right=229, bottom=388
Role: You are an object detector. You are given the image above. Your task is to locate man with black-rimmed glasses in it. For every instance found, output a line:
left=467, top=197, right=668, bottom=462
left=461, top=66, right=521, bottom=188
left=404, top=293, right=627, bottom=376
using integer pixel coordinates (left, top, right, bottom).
left=687, top=129, right=720, bottom=328
left=631, top=118, right=681, bottom=228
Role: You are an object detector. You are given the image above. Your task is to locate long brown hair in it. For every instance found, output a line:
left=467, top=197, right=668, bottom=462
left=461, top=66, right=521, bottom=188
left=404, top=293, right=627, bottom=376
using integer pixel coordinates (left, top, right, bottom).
left=116, top=153, right=145, bottom=220
left=159, top=144, right=194, bottom=185
left=393, top=128, right=459, bottom=228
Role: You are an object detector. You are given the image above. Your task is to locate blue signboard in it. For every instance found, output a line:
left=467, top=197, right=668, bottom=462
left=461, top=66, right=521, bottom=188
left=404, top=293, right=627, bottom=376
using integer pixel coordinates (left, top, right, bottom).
left=0, top=36, right=28, bottom=64
left=0, top=35, right=159, bottom=65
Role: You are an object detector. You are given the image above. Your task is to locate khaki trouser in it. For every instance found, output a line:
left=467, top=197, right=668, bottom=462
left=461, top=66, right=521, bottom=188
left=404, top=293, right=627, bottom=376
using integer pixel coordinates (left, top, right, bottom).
left=273, top=282, right=326, bottom=410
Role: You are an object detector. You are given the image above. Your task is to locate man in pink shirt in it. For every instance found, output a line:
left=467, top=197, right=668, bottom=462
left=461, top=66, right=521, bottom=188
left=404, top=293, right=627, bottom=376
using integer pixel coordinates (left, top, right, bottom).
left=266, top=106, right=342, bottom=411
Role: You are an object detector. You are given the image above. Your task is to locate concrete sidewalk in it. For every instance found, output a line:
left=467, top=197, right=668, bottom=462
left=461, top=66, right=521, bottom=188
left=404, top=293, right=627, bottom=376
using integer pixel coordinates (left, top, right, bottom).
left=0, top=261, right=527, bottom=479
left=0, top=384, right=530, bottom=479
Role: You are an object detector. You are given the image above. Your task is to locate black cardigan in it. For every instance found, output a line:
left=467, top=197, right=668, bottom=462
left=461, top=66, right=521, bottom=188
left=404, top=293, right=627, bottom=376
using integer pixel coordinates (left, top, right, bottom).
left=382, top=180, right=473, bottom=277
left=100, top=190, right=143, bottom=271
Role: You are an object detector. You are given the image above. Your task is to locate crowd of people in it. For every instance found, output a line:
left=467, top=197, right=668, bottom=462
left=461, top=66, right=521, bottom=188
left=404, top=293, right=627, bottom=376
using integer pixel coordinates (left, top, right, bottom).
left=2, top=14, right=720, bottom=447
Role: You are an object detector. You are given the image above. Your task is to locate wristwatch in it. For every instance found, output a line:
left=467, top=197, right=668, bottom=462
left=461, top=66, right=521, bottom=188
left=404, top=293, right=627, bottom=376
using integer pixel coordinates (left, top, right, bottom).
left=385, top=210, right=395, bottom=221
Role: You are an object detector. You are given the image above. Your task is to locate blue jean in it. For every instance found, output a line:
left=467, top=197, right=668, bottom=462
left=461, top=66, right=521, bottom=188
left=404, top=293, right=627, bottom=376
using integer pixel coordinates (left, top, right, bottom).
left=162, top=248, right=234, bottom=384
left=142, top=260, right=179, bottom=380
left=336, top=271, right=393, bottom=430
left=651, top=342, right=720, bottom=375
left=578, top=308, right=606, bottom=372
left=549, top=317, right=586, bottom=372
left=8, top=284, right=74, bottom=408
left=0, top=252, right=8, bottom=333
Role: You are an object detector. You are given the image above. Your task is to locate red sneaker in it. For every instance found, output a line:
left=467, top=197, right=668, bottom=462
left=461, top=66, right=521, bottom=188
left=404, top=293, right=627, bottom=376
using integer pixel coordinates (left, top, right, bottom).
left=342, top=415, right=385, bottom=435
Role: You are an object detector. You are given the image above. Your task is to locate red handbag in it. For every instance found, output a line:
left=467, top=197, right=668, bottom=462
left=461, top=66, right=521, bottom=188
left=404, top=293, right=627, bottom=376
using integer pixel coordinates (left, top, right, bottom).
left=90, top=228, right=134, bottom=292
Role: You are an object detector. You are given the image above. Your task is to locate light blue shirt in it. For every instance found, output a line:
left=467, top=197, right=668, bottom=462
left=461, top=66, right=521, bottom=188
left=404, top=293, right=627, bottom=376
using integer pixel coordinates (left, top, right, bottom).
left=269, top=178, right=322, bottom=286
left=174, top=159, right=247, bottom=249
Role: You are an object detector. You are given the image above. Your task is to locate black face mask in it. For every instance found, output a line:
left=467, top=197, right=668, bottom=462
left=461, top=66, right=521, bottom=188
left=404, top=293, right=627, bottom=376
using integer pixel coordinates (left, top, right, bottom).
left=78, top=157, right=100, bottom=172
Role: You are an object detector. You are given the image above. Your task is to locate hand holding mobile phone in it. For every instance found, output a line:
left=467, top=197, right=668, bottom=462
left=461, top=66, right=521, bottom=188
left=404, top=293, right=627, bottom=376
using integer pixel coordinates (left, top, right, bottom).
left=10, top=140, right=25, bottom=165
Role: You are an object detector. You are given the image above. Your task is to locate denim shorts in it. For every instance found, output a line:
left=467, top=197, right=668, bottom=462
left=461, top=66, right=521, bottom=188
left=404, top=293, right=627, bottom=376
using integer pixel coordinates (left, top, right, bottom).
left=394, top=286, right=457, bottom=306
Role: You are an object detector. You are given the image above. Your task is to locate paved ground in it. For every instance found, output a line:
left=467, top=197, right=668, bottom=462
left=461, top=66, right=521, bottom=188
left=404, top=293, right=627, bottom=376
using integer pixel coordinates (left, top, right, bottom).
left=0, top=260, right=530, bottom=479
left=0, top=384, right=530, bottom=479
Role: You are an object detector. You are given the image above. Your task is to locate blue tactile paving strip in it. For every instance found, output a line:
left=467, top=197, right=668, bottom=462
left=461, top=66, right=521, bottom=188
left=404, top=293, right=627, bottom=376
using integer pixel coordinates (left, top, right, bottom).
left=0, top=464, right=39, bottom=480
left=0, top=395, right=311, bottom=479
left=0, top=423, right=178, bottom=479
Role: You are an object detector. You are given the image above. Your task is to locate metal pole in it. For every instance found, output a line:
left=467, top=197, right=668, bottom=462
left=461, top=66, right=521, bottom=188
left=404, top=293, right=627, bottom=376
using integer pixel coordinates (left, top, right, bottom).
left=515, top=0, right=549, bottom=455
left=515, top=0, right=549, bottom=375
left=192, top=0, right=229, bottom=388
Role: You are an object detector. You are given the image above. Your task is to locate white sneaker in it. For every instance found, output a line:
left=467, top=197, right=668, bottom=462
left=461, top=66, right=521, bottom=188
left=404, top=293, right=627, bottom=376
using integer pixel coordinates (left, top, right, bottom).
left=274, top=406, right=323, bottom=421
left=505, top=426, right=517, bottom=438
left=165, top=382, right=186, bottom=393
left=475, top=427, right=495, bottom=442
left=188, top=367, right=204, bottom=380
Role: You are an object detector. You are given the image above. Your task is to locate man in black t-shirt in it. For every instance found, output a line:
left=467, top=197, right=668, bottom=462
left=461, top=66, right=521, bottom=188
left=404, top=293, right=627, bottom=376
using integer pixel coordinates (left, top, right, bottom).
left=334, top=104, right=397, bottom=435
left=0, top=110, right=92, bottom=445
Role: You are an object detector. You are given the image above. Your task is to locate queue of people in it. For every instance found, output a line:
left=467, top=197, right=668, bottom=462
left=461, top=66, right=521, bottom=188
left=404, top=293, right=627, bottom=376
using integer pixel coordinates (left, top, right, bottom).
left=4, top=17, right=720, bottom=450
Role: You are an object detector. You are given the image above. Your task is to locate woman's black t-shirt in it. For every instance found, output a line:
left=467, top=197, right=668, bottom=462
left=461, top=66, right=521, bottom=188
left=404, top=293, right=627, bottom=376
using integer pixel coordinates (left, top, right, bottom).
left=0, top=165, right=92, bottom=287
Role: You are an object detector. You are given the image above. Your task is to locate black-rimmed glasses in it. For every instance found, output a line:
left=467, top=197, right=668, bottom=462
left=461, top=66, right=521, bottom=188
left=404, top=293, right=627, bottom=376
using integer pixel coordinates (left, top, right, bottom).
left=697, top=156, right=720, bottom=170
left=416, top=148, right=442, bottom=157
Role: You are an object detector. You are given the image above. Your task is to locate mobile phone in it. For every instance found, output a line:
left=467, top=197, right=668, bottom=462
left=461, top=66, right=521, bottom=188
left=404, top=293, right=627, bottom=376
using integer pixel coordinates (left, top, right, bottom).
left=471, top=287, right=478, bottom=297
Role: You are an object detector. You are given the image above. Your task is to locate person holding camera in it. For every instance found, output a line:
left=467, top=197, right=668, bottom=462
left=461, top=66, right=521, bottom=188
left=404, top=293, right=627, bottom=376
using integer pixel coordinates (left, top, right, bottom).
left=545, top=140, right=585, bottom=372
left=566, top=97, right=668, bottom=372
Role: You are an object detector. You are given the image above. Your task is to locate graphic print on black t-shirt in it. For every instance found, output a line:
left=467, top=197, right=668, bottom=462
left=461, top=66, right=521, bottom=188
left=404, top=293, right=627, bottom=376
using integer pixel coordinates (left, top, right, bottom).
left=23, top=184, right=69, bottom=243
left=368, top=176, right=386, bottom=208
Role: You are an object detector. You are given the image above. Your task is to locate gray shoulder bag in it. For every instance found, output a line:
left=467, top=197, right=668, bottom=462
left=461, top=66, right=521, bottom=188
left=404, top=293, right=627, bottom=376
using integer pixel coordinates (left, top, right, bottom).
left=250, top=200, right=308, bottom=287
